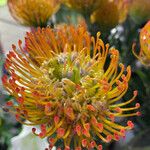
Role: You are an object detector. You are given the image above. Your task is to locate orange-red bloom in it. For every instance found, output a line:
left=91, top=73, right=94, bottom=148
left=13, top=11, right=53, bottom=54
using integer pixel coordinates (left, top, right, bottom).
left=133, top=21, right=150, bottom=66
left=8, top=0, right=61, bottom=27
left=2, top=23, right=140, bottom=149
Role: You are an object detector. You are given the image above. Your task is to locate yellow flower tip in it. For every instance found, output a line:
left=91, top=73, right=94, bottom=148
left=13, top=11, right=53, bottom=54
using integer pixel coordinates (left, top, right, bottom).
left=2, top=23, right=140, bottom=149
left=7, top=0, right=61, bottom=27
left=132, top=21, right=150, bottom=66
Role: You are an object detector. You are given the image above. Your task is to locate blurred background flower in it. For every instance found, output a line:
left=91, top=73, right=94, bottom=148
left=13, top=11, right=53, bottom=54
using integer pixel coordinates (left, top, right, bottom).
left=129, top=0, right=150, bottom=25
left=7, top=0, right=61, bottom=27
left=133, top=21, right=150, bottom=66
left=90, top=0, right=129, bottom=32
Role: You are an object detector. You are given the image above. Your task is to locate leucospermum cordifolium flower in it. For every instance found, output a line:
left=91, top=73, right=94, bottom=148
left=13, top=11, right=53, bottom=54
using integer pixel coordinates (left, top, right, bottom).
left=7, top=0, right=61, bottom=27
left=2, top=23, right=140, bottom=150
left=90, top=0, right=129, bottom=31
left=133, top=21, right=150, bottom=67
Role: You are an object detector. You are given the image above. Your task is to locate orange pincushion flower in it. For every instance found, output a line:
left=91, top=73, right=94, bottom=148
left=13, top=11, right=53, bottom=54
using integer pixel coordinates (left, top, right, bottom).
left=2, top=23, right=140, bottom=149
left=90, top=0, right=129, bottom=31
left=8, top=0, right=61, bottom=27
left=133, top=21, right=150, bottom=66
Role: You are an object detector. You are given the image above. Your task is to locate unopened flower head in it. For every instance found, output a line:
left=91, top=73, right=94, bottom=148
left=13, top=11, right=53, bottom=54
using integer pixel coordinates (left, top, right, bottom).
left=133, top=21, right=150, bottom=66
left=129, top=0, right=150, bottom=25
left=2, top=23, right=140, bottom=150
left=8, top=0, right=61, bottom=27
left=90, top=0, right=129, bottom=31
left=64, top=0, right=102, bottom=14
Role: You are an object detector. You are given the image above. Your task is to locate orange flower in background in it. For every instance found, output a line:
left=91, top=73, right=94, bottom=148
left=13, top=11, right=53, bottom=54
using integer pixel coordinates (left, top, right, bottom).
left=8, top=0, right=61, bottom=27
left=133, top=21, right=150, bottom=66
left=2, top=23, right=140, bottom=150
left=64, top=0, right=102, bottom=14
left=129, top=0, right=150, bottom=25
left=90, top=0, right=129, bottom=31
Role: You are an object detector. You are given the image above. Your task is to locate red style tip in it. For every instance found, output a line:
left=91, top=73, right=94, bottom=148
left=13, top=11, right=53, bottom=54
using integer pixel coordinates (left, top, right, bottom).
left=18, top=40, right=22, bottom=45
left=75, top=147, right=81, bottom=150
left=114, top=133, right=120, bottom=141
left=90, top=141, right=96, bottom=148
left=65, top=146, right=70, bottom=150
left=82, top=129, right=90, bottom=137
left=17, top=97, right=24, bottom=104
left=20, top=87, right=25, bottom=92
left=97, top=123, right=103, bottom=132
left=15, top=87, right=20, bottom=93
left=75, top=124, right=81, bottom=136
left=6, top=101, right=13, bottom=106
left=54, top=115, right=60, bottom=124
left=107, top=135, right=112, bottom=142
left=2, top=75, right=7, bottom=84
left=85, top=123, right=90, bottom=130
left=32, top=128, right=36, bottom=133
left=120, top=129, right=125, bottom=136
left=136, top=111, right=141, bottom=116
left=39, top=132, right=45, bottom=138
left=98, top=145, right=103, bottom=150
left=9, top=51, right=16, bottom=58
left=49, top=138, right=55, bottom=144
left=91, top=116, right=98, bottom=124
left=134, top=90, right=138, bottom=96
left=127, top=121, right=134, bottom=129
left=57, top=128, right=65, bottom=137
left=87, top=105, right=96, bottom=111
left=115, top=107, right=122, bottom=113
left=12, top=44, right=16, bottom=49
left=40, top=124, right=46, bottom=131
left=109, top=114, right=115, bottom=122
left=82, top=139, right=87, bottom=147
left=135, top=103, right=140, bottom=108
left=15, top=114, right=20, bottom=120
